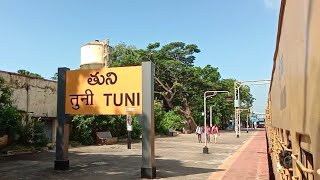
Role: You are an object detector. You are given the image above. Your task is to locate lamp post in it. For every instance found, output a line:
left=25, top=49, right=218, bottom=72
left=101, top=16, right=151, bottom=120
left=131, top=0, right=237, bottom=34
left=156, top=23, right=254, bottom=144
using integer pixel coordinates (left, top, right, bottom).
left=203, top=90, right=230, bottom=154
left=234, top=82, right=241, bottom=138
left=210, top=105, right=213, bottom=127
left=247, top=107, right=253, bottom=133
left=234, top=80, right=270, bottom=138
left=246, top=112, right=249, bottom=133
left=235, top=108, right=250, bottom=134
left=126, top=115, right=132, bottom=149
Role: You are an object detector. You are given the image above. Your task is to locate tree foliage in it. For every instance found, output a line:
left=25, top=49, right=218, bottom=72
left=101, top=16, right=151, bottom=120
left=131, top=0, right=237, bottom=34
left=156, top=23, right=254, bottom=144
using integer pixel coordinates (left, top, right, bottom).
left=69, top=41, right=255, bottom=144
left=0, top=77, right=48, bottom=147
left=70, top=114, right=142, bottom=145
left=17, top=120, right=49, bottom=147
left=0, top=77, right=21, bottom=141
left=110, top=41, right=254, bottom=132
left=51, top=72, right=58, bottom=80
left=17, top=69, right=43, bottom=79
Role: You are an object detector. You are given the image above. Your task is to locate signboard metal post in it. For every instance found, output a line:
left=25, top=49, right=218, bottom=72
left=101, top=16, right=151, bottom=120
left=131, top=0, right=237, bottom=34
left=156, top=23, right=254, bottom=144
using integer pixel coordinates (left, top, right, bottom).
left=54, top=67, right=70, bottom=170
left=54, top=62, right=156, bottom=179
left=127, top=115, right=132, bottom=149
left=138, top=61, right=156, bottom=179
left=127, top=131, right=131, bottom=149
left=210, top=106, right=213, bottom=127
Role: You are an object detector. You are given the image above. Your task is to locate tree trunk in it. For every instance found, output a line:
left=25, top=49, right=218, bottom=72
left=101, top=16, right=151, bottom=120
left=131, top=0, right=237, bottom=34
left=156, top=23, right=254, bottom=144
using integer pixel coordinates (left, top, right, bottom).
left=184, top=112, right=197, bottom=133
left=155, top=77, right=196, bottom=132
left=164, top=95, right=174, bottom=108
left=222, top=112, right=226, bottom=130
left=178, top=97, right=196, bottom=133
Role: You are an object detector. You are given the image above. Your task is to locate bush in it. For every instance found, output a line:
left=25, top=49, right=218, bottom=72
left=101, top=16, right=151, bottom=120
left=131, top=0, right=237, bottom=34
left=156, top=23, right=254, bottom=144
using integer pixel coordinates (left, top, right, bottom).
left=32, top=121, right=48, bottom=147
left=71, top=115, right=133, bottom=145
left=70, top=100, right=184, bottom=144
left=17, top=120, right=48, bottom=147
left=160, top=111, right=184, bottom=133
left=16, top=120, right=48, bottom=147
left=47, top=143, right=55, bottom=150
left=101, top=115, right=126, bottom=138
left=69, top=141, right=81, bottom=147
left=131, top=116, right=142, bottom=139
left=71, top=115, right=94, bottom=145
left=17, top=122, right=33, bottom=145
left=0, top=77, right=22, bottom=144
left=0, top=106, right=21, bottom=139
left=154, top=101, right=166, bottom=134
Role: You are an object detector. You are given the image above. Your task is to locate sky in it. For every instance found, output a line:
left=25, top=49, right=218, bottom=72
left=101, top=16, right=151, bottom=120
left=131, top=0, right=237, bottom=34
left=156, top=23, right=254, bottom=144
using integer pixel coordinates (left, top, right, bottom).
left=0, top=0, right=280, bottom=114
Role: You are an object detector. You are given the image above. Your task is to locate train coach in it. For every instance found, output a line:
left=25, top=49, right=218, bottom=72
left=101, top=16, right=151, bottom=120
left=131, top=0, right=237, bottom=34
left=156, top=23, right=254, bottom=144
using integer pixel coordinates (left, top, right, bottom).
left=265, top=0, right=320, bottom=179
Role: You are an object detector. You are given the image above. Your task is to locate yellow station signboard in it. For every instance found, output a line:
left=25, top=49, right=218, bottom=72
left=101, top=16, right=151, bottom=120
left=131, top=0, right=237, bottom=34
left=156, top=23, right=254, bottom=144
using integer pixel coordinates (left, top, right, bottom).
left=65, top=66, right=142, bottom=115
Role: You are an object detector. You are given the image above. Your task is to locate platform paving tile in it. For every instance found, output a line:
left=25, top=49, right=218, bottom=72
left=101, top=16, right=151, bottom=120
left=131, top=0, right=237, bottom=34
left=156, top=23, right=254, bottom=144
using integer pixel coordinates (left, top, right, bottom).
left=0, top=130, right=258, bottom=180
left=219, top=129, right=269, bottom=180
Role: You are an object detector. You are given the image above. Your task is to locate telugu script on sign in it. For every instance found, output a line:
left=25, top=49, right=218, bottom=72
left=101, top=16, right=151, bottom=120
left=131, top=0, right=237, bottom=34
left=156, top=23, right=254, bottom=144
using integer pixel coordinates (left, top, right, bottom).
left=65, top=66, right=142, bottom=115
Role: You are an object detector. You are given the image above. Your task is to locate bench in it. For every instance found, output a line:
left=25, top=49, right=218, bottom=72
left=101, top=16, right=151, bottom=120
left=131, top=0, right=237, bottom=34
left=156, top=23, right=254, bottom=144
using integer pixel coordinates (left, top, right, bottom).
left=96, top=131, right=118, bottom=145
left=167, top=128, right=178, bottom=137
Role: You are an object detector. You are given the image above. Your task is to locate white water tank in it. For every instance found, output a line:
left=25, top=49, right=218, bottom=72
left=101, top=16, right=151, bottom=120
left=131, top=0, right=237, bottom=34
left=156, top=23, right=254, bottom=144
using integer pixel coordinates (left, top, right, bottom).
left=80, top=39, right=109, bottom=67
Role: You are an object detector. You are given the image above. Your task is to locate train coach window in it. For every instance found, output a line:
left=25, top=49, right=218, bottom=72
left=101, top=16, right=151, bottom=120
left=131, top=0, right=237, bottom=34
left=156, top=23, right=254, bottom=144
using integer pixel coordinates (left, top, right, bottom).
left=286, top=131, right=291, bottom=145
left=280, top=129, right=284, bottom=142
left=301, top=149, right=314, bottom=180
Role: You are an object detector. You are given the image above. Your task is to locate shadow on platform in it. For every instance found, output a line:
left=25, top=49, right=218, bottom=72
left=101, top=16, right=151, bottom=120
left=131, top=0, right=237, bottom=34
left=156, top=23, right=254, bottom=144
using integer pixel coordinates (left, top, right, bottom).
left=0, top=150, right=224, bottom=179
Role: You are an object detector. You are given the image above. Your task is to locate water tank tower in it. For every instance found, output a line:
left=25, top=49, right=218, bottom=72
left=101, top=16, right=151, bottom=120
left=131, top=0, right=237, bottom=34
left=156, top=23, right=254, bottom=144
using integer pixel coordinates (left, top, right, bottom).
left=80, top=39, right=111, bottom=69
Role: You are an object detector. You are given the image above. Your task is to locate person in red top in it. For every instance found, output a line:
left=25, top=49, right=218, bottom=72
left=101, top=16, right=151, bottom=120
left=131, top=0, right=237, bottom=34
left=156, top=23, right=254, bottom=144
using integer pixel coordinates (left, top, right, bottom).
left=206, top=124, right=211, bottom=143
left=212, top=124, right=219, bottom=143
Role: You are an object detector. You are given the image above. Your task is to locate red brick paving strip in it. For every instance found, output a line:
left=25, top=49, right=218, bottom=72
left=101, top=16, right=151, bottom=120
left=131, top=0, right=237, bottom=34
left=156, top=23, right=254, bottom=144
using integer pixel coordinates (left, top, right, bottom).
left=208, top=130, right=270, bottom=180
left=207, top=131, right=257, bottom=180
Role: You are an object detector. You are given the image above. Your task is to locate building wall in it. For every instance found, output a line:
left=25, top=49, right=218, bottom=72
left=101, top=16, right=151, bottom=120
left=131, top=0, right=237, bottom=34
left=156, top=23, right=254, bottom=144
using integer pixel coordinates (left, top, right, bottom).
left=0, top=70, right=58, bottom=143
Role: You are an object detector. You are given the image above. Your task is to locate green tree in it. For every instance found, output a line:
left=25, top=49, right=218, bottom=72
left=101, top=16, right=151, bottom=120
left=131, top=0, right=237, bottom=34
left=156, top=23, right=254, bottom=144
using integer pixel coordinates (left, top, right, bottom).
left=160, top=111, right=184, bottom=132
left=32, top=121, right=49, bottom=147
left=0, top=77, right=21, bottom=144
left=110, top=41, right=255, bottom=132
left=154, top=100, right=166, bottom=134
left=111, top=43, right=141, bottom=67
left=70, top=114, right=142, bottom=145
left=111, top=42, right=203, bottom=131
left=51, top=72, right=58, bottom=80
left=17, top=69, right=43, bottom=79
left=71, top=115, right=95, bottom=145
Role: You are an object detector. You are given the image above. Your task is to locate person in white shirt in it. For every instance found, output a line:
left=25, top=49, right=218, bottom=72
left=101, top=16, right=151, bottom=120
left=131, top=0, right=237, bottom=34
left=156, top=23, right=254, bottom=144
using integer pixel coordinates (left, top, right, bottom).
left=195, top=124, right=203, bottom=143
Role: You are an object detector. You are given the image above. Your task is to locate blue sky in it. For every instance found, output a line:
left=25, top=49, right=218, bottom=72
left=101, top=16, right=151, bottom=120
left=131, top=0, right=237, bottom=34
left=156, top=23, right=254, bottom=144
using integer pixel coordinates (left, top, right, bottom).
left=0, top=0, right=280, bottom=113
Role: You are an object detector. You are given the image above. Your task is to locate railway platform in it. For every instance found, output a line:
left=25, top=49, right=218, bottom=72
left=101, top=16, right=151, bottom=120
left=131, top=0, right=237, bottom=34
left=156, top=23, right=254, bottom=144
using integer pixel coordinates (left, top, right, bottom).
left=1, top=128, right=272, bottom=180
left=209, top=129, right=271, bottom=180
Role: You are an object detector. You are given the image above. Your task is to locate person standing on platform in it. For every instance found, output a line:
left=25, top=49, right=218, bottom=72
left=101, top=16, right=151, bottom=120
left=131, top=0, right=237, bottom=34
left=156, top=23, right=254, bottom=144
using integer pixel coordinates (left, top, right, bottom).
left=206, top=124, right=211, bottom=143
left=195, top=124, right=203, bottom=143
left=212, top=124, right=219, bottom=143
